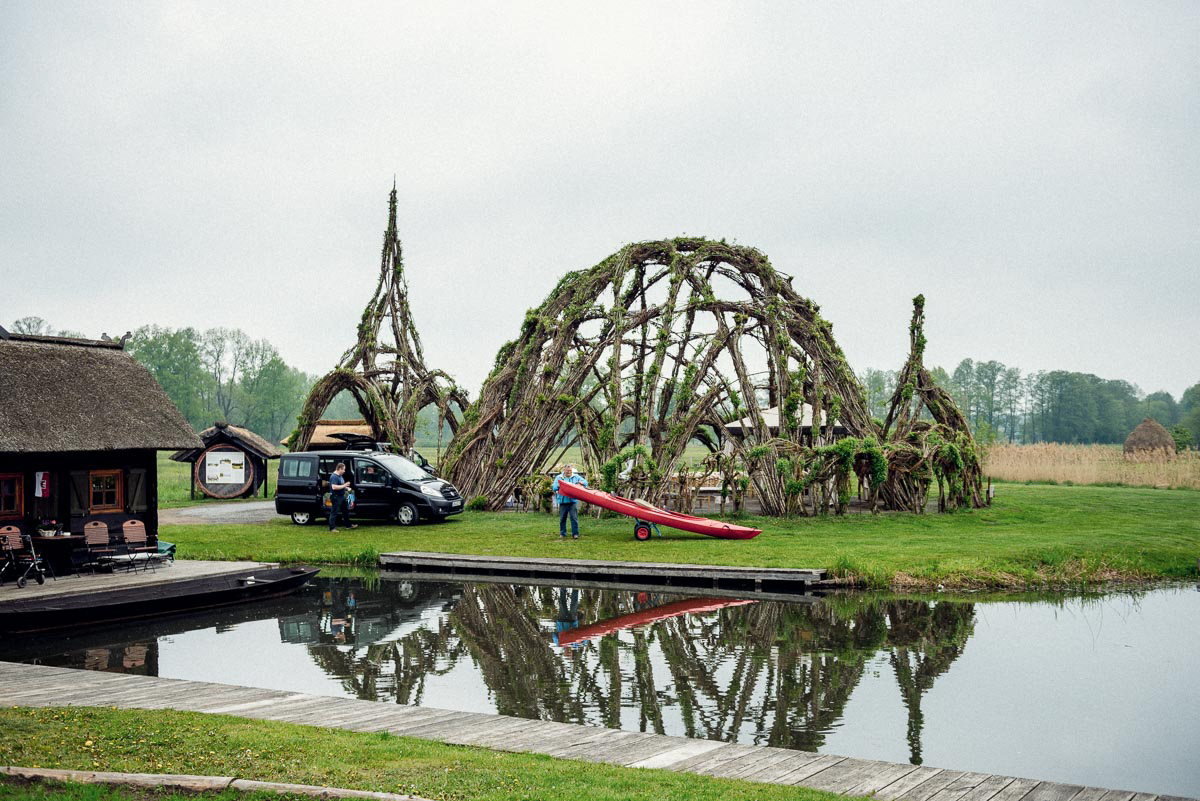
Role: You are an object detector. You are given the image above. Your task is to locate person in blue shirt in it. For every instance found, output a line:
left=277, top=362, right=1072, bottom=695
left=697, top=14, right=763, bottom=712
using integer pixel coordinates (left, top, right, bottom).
left=328, top=462, right=357, bottom=532
left=551, top=464, right=587, bottom=539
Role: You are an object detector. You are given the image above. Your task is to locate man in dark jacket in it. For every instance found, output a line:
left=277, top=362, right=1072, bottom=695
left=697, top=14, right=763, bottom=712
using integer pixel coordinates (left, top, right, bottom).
left=328, top=462, right=357, bottom=532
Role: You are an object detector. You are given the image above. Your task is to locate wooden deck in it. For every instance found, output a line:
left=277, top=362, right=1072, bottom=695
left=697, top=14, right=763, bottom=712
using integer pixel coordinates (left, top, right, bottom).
left=0, top=662, right=1187, bottom=801
left=379, top=551, right=827, bottom=595
left=0, top=560, right=275, bottom=603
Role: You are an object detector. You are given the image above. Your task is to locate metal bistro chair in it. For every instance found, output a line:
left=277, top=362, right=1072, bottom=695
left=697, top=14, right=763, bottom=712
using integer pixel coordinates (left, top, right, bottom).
left=119, top=519, right=161, bottom=572
left=82, top=520, right=116, bottom=573
left=0, top=525, right=48, bottom=588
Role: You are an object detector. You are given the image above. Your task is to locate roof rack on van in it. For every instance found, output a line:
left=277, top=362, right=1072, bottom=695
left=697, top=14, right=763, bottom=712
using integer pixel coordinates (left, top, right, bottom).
left=329, top=433, right=393, bottom=451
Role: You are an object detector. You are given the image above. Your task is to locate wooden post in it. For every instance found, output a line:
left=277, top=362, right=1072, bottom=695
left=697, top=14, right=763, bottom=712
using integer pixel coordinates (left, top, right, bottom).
left=189, top=464, right=195, bottom=501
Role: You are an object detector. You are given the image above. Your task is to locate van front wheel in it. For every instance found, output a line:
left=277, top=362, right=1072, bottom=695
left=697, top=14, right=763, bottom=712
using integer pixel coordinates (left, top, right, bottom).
left=395, top=503, right=419, bottom=526
left=291, top=511, right=312, bottom=526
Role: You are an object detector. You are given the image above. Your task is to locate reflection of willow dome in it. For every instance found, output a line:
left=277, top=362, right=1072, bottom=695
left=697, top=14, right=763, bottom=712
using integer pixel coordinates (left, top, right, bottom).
left=1123, top=418, right=1175, bottom=458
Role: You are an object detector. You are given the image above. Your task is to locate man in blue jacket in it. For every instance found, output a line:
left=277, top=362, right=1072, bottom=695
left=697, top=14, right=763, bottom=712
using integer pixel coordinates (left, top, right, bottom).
left=551, top=464, right=587, bottom=539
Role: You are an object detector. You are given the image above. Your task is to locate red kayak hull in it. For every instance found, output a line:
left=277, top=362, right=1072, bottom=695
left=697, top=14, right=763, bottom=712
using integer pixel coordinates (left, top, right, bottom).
left=557, top=481, right=761, bottom=539
left=555, top=597, right=757, bottom=647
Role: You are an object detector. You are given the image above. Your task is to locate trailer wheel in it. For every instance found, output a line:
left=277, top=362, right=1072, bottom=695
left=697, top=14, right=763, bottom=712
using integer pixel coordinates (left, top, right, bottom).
left=634, top=524, right=653, bottom=541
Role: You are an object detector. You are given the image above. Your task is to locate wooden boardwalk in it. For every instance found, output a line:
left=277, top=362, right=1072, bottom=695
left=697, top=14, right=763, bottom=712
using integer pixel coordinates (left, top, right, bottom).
left=0, top=662, right=1188, bottom=801
left=379, top=551, right=828, bottom=596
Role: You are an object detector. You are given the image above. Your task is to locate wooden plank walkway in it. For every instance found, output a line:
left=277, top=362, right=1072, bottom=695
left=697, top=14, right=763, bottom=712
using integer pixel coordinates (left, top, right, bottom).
left=1, top=662, right=1187, bottom=801
left=379, top=551, right=827, bottom=595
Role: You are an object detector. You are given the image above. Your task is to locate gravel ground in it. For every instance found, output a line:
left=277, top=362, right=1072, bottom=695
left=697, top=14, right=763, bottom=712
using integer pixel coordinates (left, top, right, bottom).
left=159, top=500, right=278, bottom=525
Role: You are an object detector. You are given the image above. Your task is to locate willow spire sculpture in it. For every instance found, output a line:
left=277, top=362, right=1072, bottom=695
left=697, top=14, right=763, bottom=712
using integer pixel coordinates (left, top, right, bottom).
left=287, top=187, right=467, bottom=453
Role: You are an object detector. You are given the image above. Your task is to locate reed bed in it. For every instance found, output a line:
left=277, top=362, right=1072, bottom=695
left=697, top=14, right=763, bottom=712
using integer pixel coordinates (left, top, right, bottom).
left=985, top=443, right=1200, bottom=490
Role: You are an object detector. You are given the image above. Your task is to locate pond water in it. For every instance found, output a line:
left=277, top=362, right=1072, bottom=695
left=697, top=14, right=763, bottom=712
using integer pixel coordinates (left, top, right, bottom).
left=4, top=575, right=1199, bottom=797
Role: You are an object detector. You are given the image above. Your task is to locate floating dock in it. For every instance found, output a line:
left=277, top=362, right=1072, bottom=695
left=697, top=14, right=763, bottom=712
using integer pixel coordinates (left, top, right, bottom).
left=378, top=551, right=828, bottom=597
left=0, top=662, right=1188, bottom=801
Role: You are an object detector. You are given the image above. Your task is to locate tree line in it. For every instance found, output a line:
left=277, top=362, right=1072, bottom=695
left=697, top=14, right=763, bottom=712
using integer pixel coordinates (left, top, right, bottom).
left=11, top=316, right=1197, bottom=449
left=860, top=360, right=1200, bottom=448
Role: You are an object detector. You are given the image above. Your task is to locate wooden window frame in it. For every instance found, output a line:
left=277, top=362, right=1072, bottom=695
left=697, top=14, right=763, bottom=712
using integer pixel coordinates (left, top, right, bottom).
left=89, top=469, right=124, bottom=514
left=0, top=473, right=22, bottom=520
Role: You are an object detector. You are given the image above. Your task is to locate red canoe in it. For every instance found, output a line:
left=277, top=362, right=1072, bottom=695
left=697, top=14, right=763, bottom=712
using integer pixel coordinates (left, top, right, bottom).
left=557, top=481, right=761, bottom=540
left=554, top=597, right=757, bottom=647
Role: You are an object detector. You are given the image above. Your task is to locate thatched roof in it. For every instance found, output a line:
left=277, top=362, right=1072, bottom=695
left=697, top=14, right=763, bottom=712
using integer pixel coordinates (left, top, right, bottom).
left=0, top=334, right=202, bottom=453
left=284, top=419, right=376, bottom=450
left=1123, top=417, right=1175, bottom=456
left=171, top=421, right=283, bottom=462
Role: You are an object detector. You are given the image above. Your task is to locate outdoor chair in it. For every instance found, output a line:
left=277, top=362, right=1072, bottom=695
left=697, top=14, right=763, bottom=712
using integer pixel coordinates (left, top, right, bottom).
left=118, top=519, right=161, bottom=572
left=82, top=520, right=116, bottom=573
left=0, top=525, right=48, bottom=588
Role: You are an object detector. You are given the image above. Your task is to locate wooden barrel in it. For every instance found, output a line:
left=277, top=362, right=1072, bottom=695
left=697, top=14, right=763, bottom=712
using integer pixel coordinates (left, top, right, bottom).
left=194, top=444, right=255, bottom=499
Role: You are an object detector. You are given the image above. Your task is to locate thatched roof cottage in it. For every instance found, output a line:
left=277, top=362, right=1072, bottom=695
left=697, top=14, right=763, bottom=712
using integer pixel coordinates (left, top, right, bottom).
left=1123, top=417, right=1175, bottom=459
left=0, top=328, right=201, bottom=559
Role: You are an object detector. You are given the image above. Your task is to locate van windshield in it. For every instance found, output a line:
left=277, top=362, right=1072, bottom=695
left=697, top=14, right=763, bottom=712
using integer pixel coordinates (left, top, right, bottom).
left=376, top=453, right=431, bottom=481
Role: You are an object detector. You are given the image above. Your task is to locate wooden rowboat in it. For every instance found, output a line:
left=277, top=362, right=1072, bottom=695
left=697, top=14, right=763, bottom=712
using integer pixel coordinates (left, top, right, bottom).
left=0, top=566, right=320, bottom=635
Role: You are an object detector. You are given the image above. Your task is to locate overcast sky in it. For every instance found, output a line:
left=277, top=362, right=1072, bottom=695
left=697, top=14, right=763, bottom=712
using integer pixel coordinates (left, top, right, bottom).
left=2, top=2, right=1197, bottom=398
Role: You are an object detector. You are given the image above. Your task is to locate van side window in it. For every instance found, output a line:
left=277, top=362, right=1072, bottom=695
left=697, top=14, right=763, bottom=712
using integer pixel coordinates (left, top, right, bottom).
left=282, top=458, right=314, bottom=479
left=356, top=460, right=383, bottom=484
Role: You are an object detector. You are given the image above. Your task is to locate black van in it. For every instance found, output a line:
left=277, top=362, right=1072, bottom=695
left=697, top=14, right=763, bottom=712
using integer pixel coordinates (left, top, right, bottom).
left=274, top=450, right=463, bottom=526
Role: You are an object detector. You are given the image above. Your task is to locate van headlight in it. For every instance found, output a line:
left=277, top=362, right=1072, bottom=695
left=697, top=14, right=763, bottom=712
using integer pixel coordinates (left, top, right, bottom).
left=420, top=484, right=443, bottom=498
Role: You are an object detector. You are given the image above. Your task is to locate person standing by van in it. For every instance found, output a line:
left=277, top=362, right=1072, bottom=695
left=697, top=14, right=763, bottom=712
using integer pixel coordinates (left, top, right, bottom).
left=551, top=464, right=587, bottom=539
left=328, top=462, right=357, bottom=532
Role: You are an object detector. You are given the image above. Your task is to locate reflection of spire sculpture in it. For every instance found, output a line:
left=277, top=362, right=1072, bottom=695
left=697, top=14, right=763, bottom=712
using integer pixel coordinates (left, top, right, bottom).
left=887, top=601, right=976, bottom=765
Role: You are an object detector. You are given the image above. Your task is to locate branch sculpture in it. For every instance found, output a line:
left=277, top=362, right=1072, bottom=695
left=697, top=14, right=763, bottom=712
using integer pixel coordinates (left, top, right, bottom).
left=293, top=187, right=982, bottom=516
left=440, top=237, right=983, bottom=513
left=287, top=186, right=468, bottom=453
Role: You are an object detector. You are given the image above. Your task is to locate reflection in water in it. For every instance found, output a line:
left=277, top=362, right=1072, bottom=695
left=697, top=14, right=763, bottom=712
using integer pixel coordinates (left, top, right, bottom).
left=14, top=578, right=1200, bottom=796
left=13, top=575, right=973, bottom=761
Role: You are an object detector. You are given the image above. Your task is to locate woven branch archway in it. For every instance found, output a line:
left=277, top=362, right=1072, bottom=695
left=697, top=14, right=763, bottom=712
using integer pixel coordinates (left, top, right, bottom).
left=441, top=238, right=983, bottom=513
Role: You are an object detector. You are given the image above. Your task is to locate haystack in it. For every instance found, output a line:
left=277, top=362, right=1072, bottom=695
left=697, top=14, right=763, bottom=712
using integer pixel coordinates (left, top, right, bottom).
left=1123, top=418, right=1175, bottom=459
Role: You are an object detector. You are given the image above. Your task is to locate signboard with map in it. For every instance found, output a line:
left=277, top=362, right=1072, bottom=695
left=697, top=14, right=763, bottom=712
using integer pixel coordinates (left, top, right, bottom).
left=205, top=454, right=245, bottom=485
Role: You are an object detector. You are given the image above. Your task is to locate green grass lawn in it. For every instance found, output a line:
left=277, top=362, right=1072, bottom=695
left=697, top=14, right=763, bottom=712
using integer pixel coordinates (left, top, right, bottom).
left=0, top=779, right=305, bottom=801
left=0, top=707, right=842, bottom=801
left=161, top=483, right=1200, bottom=589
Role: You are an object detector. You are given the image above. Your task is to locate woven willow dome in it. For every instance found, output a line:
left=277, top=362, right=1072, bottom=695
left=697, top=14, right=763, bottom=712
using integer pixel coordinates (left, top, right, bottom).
left=439, top=238, right=984, bottom=514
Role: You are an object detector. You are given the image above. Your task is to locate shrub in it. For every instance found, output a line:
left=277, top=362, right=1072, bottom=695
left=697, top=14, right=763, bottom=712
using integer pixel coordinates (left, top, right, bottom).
left=1171, top=424, right=1194, bottom=452
left=466, top=495, right=489, bottom=511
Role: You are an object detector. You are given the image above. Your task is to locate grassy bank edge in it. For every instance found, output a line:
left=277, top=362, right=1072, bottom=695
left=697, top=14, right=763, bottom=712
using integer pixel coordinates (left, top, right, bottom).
left=159, top=484, right=1200, bottom=591
left=0, top=707, right=844, bottom=801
